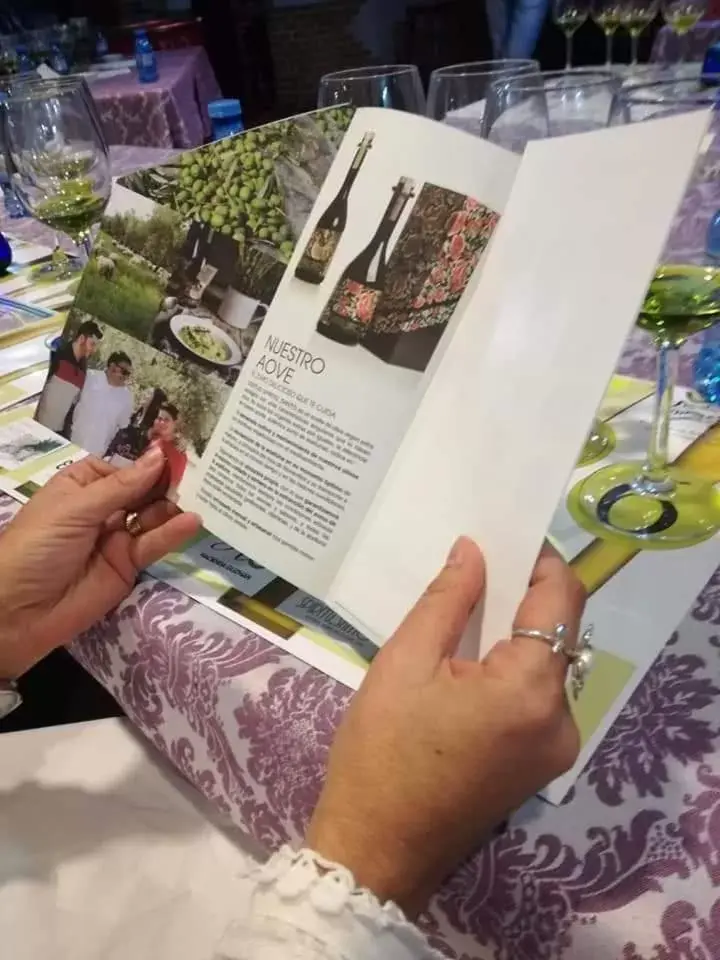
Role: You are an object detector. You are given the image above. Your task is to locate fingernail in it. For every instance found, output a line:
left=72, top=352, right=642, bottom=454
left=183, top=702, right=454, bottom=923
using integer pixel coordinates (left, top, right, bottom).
left=137, top=445, right=165, bottom=470
left=447, top=536, right=470, bottom=567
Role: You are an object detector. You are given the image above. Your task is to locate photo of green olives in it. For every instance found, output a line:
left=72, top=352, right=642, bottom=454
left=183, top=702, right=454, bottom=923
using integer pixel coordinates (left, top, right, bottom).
left=119, top=107, right=354, bottom=264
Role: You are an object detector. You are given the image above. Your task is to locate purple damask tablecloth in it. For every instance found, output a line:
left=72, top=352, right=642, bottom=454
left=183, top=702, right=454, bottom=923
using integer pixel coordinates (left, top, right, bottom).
left=86, top=47, right=221, bottom=148
left=4, top=142, right=720, bottom=960
left=652, top=19, right=720, bottom=63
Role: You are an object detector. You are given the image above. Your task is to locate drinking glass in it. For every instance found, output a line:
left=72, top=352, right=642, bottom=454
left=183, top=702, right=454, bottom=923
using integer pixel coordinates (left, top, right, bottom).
left=0, top=35, right=18, bottom=78
left=4, top=75, right=107, bottom=278
left=569, top=80, right=720, bottom=548
left=592, top=0, right=624, bottom=67
left=317, top=65, right=426, bottom=112
left=618, top=0, right=660, bottom=67
left=484, top=69, right=619, bottom=149
left=660, top=0, right=706, bottom=60
left=4, top=81, right=111, bottom=273
left=553, top=0, right=591, bottom=69
left=426, top=60, right=539, bottom=134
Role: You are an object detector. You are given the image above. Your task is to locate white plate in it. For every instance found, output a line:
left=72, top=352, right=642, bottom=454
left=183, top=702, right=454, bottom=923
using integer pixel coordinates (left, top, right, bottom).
left=170, top=314, right=242, bottom=367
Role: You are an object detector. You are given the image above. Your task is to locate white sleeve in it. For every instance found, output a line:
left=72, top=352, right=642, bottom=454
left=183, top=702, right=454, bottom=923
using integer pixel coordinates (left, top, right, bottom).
left=216, top=846, right=445, bottom=960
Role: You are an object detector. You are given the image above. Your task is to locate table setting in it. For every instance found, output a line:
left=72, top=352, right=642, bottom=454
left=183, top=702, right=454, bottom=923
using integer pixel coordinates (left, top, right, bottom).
left=4, top=62, right=720, bottom=960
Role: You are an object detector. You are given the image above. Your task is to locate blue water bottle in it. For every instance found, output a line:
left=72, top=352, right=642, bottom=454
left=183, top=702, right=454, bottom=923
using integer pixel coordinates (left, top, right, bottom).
left=703, top=41, right=720, bottom=84
left=134, top=29, right=158, bottom=84
left=49, top=41, right=69, bottom=75
left=15, top=44, right=34, bottom=74
left=208, top=99, right=245, bottom=140
left=95, top=31, right=109, bottom=60
left=692, top=212, right=720, bottom=403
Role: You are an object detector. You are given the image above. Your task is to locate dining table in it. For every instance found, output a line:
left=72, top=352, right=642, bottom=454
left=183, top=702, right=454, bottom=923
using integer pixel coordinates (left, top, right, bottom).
left=2, top=139, right=720, bottom=960
left=83, top=47, right=221, bottom=149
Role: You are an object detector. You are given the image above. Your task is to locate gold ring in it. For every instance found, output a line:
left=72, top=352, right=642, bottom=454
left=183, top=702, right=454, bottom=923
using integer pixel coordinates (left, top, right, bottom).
left=124, top=511, right=143, bottom=538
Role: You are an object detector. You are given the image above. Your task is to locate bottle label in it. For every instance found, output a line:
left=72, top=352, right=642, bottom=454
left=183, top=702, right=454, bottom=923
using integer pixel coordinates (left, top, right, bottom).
left=295, top=228, right=340, bottom=282
left=139, top=53, right=155, bottom=69
left=330, top=278, right=380, bottom=328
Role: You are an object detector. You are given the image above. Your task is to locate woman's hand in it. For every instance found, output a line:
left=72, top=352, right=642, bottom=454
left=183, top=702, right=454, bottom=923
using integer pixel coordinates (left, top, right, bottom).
left=0, top=447, right=200, bottom=678
left=306, top=537, right=584, bottom=916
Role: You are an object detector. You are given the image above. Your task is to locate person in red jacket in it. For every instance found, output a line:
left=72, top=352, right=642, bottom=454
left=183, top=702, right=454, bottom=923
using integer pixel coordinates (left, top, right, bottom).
left=147, top=402, right=188, bottom=500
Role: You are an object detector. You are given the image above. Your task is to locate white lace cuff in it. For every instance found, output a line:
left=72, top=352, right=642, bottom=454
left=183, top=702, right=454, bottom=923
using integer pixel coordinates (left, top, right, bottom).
left=218, top=845, right=446, bottom=960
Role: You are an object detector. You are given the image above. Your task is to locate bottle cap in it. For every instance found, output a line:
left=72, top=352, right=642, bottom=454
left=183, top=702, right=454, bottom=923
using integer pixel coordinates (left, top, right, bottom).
left=208, top=98, right=243, bottom=120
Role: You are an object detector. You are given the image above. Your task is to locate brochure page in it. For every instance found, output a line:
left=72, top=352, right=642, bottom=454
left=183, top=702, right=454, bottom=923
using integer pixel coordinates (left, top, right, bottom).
left=180, top=108, right=519, bottom=595
left=323, top=111, right=710, bottom=653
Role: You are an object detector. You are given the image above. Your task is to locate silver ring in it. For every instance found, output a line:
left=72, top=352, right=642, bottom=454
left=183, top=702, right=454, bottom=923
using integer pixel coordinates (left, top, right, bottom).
left=124, top=511, right=143, bottom=538
left=512, top=623, right=594, bottom=700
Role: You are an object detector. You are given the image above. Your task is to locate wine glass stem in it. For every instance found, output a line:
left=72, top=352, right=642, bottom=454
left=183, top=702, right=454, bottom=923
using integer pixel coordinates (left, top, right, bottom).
left=605, top=32, right=613, bottom=67
left=641, top=343, right=677, bottom=491
left=630, top=32, right=639, bottom=67
left=565, top=33, right=573, bottom=70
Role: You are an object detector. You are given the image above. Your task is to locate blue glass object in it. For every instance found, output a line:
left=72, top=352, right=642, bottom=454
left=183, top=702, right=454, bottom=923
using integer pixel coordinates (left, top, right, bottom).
left=49, top=42, right=69, bottom=75
left=134, top=29, right=158, bottom=84
left=694, top=327, right=720, bottom=404
left=704, top=42, right=720, bottom=81
left=95, top=31, right=109, bottom=59
left=0, top=232, right=11, bottom=273
left=15, top=44, right=34, bottom=74
left=208, top=99, right=244, bottom=140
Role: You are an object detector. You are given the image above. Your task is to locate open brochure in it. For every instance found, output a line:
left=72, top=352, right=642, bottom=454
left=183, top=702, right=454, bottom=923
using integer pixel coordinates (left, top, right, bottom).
left=27, top=104, right=708, bottom=658
left=3, top=376, right=720, bottom=804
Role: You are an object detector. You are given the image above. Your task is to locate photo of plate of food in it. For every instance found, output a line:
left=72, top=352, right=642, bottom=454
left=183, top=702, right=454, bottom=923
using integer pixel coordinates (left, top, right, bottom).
left=169, top=314, right=242, bottom=367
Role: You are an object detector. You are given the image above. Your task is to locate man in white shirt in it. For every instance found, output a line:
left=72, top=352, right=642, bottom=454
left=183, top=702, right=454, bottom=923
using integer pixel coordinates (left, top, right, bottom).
left=70, top=351, right=134, bottom=457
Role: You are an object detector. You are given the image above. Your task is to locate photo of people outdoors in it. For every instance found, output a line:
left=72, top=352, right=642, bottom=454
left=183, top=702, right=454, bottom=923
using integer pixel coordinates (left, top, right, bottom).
left=34, top=313, right=231, bottom=500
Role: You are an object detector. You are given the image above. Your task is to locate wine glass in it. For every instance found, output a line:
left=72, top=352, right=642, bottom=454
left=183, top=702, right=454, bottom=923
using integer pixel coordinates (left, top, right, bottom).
left=3, top=75, right=107, bottom=278
left=426, top=60, right=539, bottom=134
left=4, top=81, right=111, bottom=273
left=569, top=79, right=720, bottom=549
left=660, top=0, right=706, bottom=61
left=484, top=69, right=620, bottom=149
left=485, top=68, right=621, bottom=463
left=317, top=65, right=426, bottom=112
left=553, top=0, right=591, bottom=70
left=593, top=0, right=624, bottom=67
left=619, top=0, right=660, bottom=68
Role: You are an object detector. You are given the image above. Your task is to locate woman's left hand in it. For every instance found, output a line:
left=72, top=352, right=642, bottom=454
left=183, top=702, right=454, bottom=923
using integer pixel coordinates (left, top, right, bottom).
left=0, top=446, right=200, bottom=678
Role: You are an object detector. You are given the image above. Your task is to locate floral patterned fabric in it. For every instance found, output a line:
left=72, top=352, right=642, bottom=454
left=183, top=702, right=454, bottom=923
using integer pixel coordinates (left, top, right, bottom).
left=87, top=47, right=221, bottom=149
left=4, top=144, right=720, bottom=959
left=371, top=187, right=499, bottom=335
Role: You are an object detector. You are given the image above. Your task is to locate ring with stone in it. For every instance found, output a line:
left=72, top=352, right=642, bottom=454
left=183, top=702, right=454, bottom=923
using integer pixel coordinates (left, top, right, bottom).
left=511, top=622, right=594, bottom=699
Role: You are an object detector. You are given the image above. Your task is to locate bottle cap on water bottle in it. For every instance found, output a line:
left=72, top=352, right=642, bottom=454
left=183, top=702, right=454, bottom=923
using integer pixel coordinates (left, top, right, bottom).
left=208, top=99, right=243, bottom=120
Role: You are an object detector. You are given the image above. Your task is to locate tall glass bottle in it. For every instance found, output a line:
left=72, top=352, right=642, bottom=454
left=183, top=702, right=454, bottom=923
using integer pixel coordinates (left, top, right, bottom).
left=316, top=177, right=415, bottom=345
left=294, top=132, right=374, bottom=285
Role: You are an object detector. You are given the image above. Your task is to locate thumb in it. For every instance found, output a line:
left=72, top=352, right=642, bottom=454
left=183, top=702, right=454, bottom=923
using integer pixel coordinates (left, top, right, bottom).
left=70, top=446, right=168, bottom=524
left=384, top=537, right=485, bottom=676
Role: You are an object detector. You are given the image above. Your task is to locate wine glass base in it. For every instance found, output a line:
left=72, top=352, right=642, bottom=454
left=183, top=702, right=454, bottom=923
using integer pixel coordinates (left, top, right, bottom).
left=567, top=461, right=720, bottom=549
left=577, top=420, right=615, bottom=467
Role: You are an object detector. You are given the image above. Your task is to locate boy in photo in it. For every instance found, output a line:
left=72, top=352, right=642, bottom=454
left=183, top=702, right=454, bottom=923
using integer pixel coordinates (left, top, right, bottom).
left=35, top=321, right=103, bottom=436
left=70, top=351, right=134, bottom=457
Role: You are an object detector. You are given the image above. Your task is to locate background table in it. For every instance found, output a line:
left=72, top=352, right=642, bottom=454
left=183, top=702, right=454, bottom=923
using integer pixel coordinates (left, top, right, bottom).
left=3, top=144, right=720, bottom=960
left=86, top=48, right=221, bottom=149
left=652, top=19, right=720, bottom=63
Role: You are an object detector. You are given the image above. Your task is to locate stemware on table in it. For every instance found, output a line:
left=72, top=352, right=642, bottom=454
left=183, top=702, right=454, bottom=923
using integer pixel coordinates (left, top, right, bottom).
left=426, top=60, right=539, bottom=134
left=660, top=0, right=707, bottom=60
left=484, top=68, right=622, bottom=463
left=317, top=65, right=426, bottom=112
left=618, top=0, right=660, bottom=67
left=569, top=79, right=720, bottom=549
left=4, top=80, right=111, bottom=271
left=3, top=75, right=108, bottom=278
left=592, top=0, right=624, bottom=67
left=553, top=0, right=591, bottom=70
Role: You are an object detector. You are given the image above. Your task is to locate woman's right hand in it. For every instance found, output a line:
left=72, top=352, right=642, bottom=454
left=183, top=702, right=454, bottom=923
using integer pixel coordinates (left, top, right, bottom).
left=306, top=537, right=585, bottom=916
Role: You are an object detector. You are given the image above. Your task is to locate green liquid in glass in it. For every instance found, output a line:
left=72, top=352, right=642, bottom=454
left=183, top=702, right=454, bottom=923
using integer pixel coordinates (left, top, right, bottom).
left=636, top=263, right=720, bottom=347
